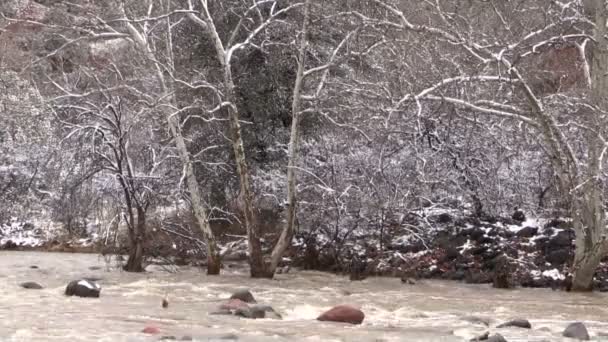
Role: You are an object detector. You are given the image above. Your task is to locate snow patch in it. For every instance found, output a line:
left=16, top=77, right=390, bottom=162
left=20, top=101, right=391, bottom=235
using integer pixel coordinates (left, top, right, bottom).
left=542, top=268, right=565, bottom=280
left=77, top=280, right=100, bottom=289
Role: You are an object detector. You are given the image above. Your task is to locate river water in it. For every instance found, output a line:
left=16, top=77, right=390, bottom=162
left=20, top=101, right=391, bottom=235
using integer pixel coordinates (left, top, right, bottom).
left=0, top=251, right=607, bottom=341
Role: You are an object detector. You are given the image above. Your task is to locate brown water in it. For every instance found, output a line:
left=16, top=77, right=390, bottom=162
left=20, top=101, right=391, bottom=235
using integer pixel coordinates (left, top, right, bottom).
left=0, top=252, right=607, bottom=341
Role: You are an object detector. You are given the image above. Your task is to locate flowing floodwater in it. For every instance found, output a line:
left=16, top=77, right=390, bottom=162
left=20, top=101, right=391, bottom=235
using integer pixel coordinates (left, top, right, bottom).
left=1, top=251, right=608, bottom=341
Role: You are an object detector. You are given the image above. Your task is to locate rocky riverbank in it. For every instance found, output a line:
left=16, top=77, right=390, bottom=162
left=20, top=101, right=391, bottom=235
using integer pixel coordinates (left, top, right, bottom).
left=2, top=210, right=607, bottom=291
left=288, top=210, right=608, bottom=291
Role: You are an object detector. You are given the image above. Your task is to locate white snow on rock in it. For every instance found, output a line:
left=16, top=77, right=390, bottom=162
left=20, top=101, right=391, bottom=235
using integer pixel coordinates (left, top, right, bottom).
left=506, top=217, right=547, bottom=233
left=77, top=280, right=100, bottom=290
left=0, top=221, right=45, bottom=247
left=530, top=268, right=565, bottom=280
left=541, top=268, right=565, bottom=280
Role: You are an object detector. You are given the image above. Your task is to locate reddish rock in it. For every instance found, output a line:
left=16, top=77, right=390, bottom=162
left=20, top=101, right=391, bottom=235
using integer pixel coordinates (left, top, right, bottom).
left=317, top=305, right=365, bottom=325
left=142, top=326, right=161, bottom=334
left=219, top=298, right=250, bottom=311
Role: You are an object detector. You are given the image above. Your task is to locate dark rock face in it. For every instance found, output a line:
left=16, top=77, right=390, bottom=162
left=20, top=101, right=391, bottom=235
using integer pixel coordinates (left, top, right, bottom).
left=436, top=213, right=453, bottom=223
left=562, top=322, right=590, bottom=340
left=20, top=281, right=43, bottom=289
left=516, top=226, right=538, bottom=238
left=546, top=248, right=571, bottom=266
left=512, top=210, right=526, bottom=222
left=548, top=229, right=575, bottom=248
left=229, top=289, right=256, bottom=303
left=461, top=315, right=491, bottom=326
left=496, top=318, right=531, bottom=329
left=65, top=279, right=101, bottom=298
left=317, top=305, right=365, bottom=325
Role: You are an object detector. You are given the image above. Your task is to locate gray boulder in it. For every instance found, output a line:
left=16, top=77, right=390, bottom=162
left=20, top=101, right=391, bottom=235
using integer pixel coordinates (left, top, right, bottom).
left=235, top=304, right=281, bottom=319
left=487, top=334, right=507, bottom=342
left=563, top=322, right=590, bottom=340
left=230, top=289, right=256, bottom=303
left=20, top=281, right=43, bottom=289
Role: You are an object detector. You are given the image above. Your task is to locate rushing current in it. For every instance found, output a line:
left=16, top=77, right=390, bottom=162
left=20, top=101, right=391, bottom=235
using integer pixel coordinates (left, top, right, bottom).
left=0, top=251, right=607, bottom=341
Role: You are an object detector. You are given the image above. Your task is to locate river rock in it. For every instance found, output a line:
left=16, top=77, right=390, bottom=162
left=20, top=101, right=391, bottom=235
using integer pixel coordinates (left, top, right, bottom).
left=220, top=298, right=249, bottom=311
left=235, top=304, right=282, bottom=319
left=317, top=305, right=365, bottom=325
left=562, top=322, right=590, bottom=340
left=487, top=333, right=507, bottom=342
left=65, top=279, right=101, bottom=298
left=20, top=281, right=43, bottom=289
left=496, top=318, right=531, bottom=329
left=142, top=326, right=161, bottom=334
left=230, top=289, right=256, bottom=303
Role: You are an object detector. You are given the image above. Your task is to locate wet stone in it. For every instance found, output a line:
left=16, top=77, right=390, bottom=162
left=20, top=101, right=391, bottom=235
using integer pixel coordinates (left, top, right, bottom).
left=496, top=318, right=531, bottom=329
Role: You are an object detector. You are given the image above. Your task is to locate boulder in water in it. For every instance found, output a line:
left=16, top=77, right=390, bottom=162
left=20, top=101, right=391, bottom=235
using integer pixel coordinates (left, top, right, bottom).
left=219, top=298, right=249, bottom=311
left=235, top=304, right=282, bottom=319
left=487, top=333, right=507, bottom=342
left=562, top=322, right=590, bottom=340
left=142, top=326, right=161, bottom=334
left=317, top=305, right=364, bottom=325
left=65, top=279, right=101, bottom=298
left=20, top=281, right=43, bottom=289
left=229, top=289, right=256, bottom=303
left=496, top=318, right=531, bottom=329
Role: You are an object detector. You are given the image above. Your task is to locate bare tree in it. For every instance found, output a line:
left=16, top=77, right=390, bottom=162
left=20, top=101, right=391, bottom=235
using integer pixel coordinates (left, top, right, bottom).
left=364, top=0, right=607, bottom=290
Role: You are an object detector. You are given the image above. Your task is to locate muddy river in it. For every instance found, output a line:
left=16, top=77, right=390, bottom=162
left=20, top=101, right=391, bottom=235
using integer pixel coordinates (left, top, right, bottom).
left=0, top=252, right=607, bottom=341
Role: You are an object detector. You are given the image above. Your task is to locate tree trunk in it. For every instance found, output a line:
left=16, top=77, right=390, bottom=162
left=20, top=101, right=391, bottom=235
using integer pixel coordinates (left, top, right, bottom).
left=571, top=190, right=607, bottom=290
left=571, top=0, right=608, bottom=291
left=200, top=11, right=268, bottom=277
left=268, top=0, right=311, bottom=275
left=123, top=19, right=222, bottom=275
left=171, top=120, right=222, bottom=275
left=224, top=82, right=268, bottom=277
left=124, top=206, right=145, bottom=272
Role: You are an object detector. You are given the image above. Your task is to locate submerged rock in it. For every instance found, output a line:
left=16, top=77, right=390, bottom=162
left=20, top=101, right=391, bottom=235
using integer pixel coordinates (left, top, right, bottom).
left=20, top=281, right=43, bottom=289
left=142, top=326, right=161, bottom=334
left=317, top=305, right=365, bottom=325
left=461, top=315, right=491, bottom=326
left=469, top=331, right=489, bottom=341
left=230, top=289, right=256, bottom=303
left=235, top=304, right=282, bottom=319
left=65, top=279, right=101, bottom=298
left=563, top=322, right=590, bottom=340
left=496, top=318, right=531, bottom=329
